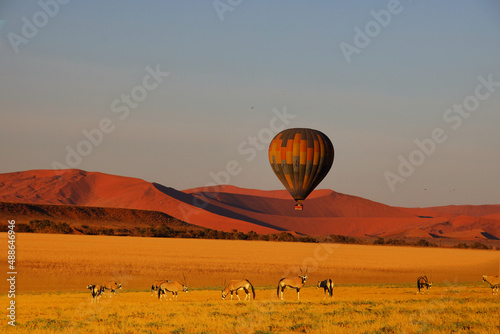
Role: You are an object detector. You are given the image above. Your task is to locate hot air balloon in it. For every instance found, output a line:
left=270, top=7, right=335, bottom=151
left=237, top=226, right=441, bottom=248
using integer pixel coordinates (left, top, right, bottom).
left=268, top=128, right=334, bottom=210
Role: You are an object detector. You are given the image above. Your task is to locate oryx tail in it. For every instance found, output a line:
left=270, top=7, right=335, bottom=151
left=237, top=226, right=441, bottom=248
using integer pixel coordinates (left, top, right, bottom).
left=86, top=284, right=104, bottom=303
left=317, top=279, right=334, bottom=298
left=247, top=279, right=256, bottom=300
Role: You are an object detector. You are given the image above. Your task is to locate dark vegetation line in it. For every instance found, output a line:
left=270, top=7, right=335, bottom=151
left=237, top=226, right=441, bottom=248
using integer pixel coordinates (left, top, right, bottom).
left=0, top=219, right=496, bottom=250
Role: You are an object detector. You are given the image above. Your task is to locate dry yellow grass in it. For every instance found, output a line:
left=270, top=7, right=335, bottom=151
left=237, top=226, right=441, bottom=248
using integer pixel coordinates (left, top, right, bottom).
left=2, top=233, right=498, bottom=291
left=0, top=233, right=499, bottom=333
left=1, top=285, right=498, bottom=333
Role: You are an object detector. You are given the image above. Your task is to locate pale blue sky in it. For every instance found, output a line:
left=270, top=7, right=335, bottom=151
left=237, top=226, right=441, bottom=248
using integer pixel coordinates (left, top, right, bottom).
left=1, top=0, right=499, bottom=207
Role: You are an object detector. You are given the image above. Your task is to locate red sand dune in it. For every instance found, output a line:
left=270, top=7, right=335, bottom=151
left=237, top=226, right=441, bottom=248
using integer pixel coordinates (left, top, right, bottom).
left=0, top=170, right=279, bottom=234
left=483, top=213, right=500, bottom=220
left=185, top=186, right=415, bottom=218
left=1, top=169, right=499, bottom=240
left=425, top=205, right=500, bottom=217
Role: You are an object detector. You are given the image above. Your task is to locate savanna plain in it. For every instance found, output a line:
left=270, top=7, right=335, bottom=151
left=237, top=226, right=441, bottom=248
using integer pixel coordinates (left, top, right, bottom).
left=1, top=233, right=499, bottom=333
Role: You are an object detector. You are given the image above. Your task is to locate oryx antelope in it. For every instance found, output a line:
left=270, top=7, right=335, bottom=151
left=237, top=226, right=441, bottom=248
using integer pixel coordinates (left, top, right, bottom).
left=158, top=274, right=188, bottom=301
left=102, top=280, right=122, bottom=297
left=158, top=281, right=188, bottom=300
left=416, top=276, right=432, bottom=294
left=317, top=279, right=334, bottom=299
left=151, top=280, right=172, bottom=296
left=86, top=284, right=104, bottom=303
left=221, top=279, right=255, bottom=301
left=482, top=275, right=499, bottom=295
left=277, top=267, right=308, bottom=300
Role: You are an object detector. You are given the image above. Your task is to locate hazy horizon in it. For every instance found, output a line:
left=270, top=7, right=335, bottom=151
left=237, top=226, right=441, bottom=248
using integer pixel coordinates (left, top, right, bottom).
left=1, top=1, right=499, bottom=207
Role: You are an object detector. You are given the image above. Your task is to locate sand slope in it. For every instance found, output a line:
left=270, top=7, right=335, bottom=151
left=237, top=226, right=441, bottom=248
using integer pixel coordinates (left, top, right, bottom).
left=1, top=169, right=499, bottom=239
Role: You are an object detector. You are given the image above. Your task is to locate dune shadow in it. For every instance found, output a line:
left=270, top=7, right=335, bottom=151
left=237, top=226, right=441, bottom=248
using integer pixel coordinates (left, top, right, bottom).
left=428, top=233, right=446, bottom=239
left=152, top=183, right=287, bottom=232
left=480, top=231, right=499, bottom=240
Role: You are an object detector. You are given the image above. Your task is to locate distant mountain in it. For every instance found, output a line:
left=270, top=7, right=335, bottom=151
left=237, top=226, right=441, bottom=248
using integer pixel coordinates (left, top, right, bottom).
left=1, top=169, right=499, bottom=240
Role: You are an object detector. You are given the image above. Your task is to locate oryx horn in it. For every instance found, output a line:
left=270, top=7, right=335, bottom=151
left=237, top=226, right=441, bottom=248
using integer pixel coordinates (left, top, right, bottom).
left=182, top=272, right=187, bottom=286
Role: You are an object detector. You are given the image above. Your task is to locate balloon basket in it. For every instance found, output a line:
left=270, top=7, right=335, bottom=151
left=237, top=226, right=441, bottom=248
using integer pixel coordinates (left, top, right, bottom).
left=294, top=204, right=303, bottom=211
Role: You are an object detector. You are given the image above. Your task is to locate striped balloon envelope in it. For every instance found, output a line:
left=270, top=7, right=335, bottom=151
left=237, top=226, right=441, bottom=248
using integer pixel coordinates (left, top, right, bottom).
left=268, top=128, right=334, bottom=210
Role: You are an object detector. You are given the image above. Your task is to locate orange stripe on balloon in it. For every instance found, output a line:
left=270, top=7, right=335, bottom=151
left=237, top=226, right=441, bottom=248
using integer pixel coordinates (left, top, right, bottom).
left=313, top=140, right=320, bottom=165
left=268, top=140, right=276, bottom=162
left=286, top=139, right=293, bottom=164
left=300, top=140, right=307, bottom=164
left=307, top=147, right=313, bottom=161
left=293, top=133, right=301, bottom=159
left=275, top=138, right=283, bottom=164
left=302, top=174, right=309, bottom=188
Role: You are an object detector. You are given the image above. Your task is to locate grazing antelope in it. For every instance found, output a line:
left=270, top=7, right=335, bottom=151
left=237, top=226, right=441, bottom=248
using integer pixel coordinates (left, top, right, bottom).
left=482, top=275, right=499, bottom=295
left=86, top=284, right=104, bottom=303
left=158, top=274, right=188, bottom=301
left=277, top=267, right=308, bottom=300
left=416, top=276, right=432, bottom=294
left=221, top=279, right=255, bottom=301
left=317, top=279, right=334, bottom=299
left=151, top=280, right=172, bottom=296
left=158, top=281, right=188, bottom=300
left=102, top=280, right=122, bottom=297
